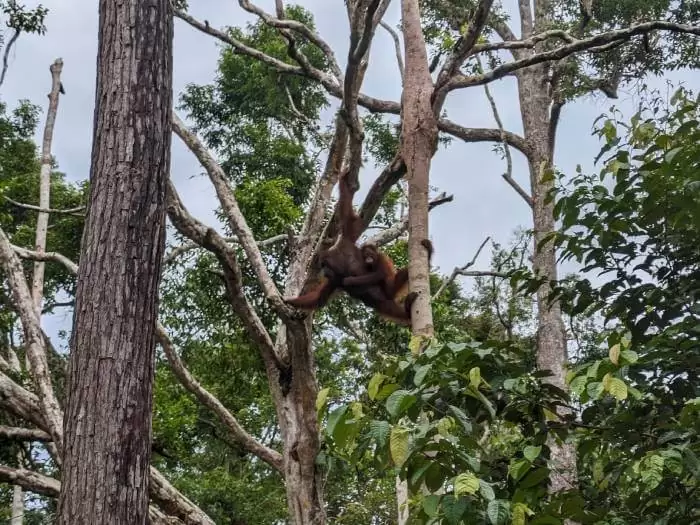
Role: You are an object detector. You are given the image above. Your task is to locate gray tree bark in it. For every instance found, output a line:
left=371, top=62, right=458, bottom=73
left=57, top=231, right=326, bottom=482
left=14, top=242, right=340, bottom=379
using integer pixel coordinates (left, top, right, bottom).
left=57, top=0, right=173, bottom=523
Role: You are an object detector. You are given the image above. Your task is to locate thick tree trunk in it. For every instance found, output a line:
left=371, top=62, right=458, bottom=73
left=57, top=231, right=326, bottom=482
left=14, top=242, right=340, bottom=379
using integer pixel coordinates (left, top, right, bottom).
left=273, top=323, right=326, bottom=525
left=57, top=0, right=172, bottom=523
left=517, top=64, right=579, bottom=507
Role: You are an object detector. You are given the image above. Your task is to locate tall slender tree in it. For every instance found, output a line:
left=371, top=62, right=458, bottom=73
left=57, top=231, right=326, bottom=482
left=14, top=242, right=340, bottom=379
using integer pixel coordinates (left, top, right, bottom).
left=57, top=0, right=173, bottom=522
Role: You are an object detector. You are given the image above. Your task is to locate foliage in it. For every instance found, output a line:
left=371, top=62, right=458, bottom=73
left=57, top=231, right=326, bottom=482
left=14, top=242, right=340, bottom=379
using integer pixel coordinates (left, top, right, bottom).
left=1, top=0, right=48, bottom=35
left=550, top=87, right=700, bottom=524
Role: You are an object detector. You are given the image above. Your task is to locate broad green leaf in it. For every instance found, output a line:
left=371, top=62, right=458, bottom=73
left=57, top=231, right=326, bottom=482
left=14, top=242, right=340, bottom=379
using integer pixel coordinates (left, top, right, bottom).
left=442, top=495, right=468, bottom=524
left=315, top=387, right=329, bottom=414
left=376, top=383, right=400, bottom=400
left=385, top=390, right=417, bottom=418
left=511, top=502, right=533, bottom=525
left=413, top=364, right=431, bottom=387
left=570, top=375, right=588, bottom=396
left=422, top=494, right=440, bottom=517
left=523, top=445, right=541, bottom=462
left=479, top=479, right=495, bottom=501
left=508, top=459, right=530, bottom=482
left=608, top=377, right=628, bottom=400
left=326, top=405, right=348, bottom=438
left=469, top=366, right=481, bottom=389
left=609, top=343, right=620, bottom=364
left=369, top=420, right=390, bottom=447
left=487, top=499, right=510, bottom=525
left=368, top=373, right=385, bottom=400
left=620, top=349, right=639, bottom=364
left=454, top=472, right=480, bottom=496
left=587, top=381, right=604, bottom=399
left=520, top=467, right=550, bottom=488
left=390, top=426, right=409, bottom=466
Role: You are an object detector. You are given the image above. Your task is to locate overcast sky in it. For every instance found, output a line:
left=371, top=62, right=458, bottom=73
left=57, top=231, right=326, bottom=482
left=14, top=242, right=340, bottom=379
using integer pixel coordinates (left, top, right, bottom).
left=1, top=0, right=697, bottom=344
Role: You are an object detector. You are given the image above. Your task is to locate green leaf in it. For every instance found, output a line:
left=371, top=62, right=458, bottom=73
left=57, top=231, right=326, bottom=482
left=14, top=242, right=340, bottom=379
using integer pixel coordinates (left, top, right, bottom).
left=469, top=366, right=481, bottom=389
left=369, top=420, right=390, bottom=447
left=479, top=479, right=495, bottom=501
left=508, top=459, right=531, bottom=482
left=586, top=381, right=604, bottom=400
left=608, top=377, right=628, bottom=400
left=519, top=467, right=550, bottom=488
left=413, top=364, right=431, bottom=387
left=422, top=494, right=440, bottom=517
left=486, top=499, right=510, bottom=525
left=569, top=375, right=588, bottom=396
left=523, top=445, right=541, bottom=462
left=620, top=349, right=639, bottom=364
left=326, top=405, right=348, bottom=438
left=447, top=405, right=472, bottom=433
left=454, top=472, right=480, bottom=496
left=442, top=495, right=468, bottom=524
left=389, top=426, right=409, bottom=466
left=511, top=503, right=533, bottom=525
left=376, top=383, right=400, bottom=400
left=315, top=387, right=330, bottom=414
left=367, top=373, right=385, bottom=400
left=609, top=343, right=620, bottom=364
left=385, top=390, right=417, bottom=418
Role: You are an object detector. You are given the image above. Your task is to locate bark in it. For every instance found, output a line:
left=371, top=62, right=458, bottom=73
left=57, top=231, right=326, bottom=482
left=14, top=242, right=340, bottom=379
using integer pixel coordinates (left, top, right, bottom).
left=515, top=0, right=579, bottom=514
left=401, top=0, right=438, bottom=339
left=31, top=58, right=64, bottom=316
left=57, top=0, right=173, bottom=523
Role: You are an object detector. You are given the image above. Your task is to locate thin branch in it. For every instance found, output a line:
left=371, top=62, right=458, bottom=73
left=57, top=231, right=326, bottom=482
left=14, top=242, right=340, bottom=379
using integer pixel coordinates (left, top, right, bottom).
left=155, top=324, right=283, bottom=473
left=235, top=0, right=342, bottom=79
left=448, top=21, right=700, bottom=91
left=477, top=56, right=533, bottom=208
left=0, top=29, right=19, bottom=88
left=433, top=236, right=492, bottom=299
left=0, top=426, right=52, bottom=442
left=171, top=113, right=289, bottom=317
left=365, top=192, right=454, bottom=246
left=11, top=245, right=78, bottom=274
left=163, top=233, right=290, bottom=266
left=3, top=196, right=84, bottom=216
left=379, top=20, right=404, bottom=82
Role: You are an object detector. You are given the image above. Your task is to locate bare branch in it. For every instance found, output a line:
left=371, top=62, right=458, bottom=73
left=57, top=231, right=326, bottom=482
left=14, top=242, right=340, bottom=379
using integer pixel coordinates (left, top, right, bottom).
left=0, top=372, right=47, bottom=431
left=0, top=425, right=52, bottom=442
left=149, top=467, right=215, bottom=525
left=32, top=58, right=65, bottom=318
left=365, top=192, right=454, bottom=246
left=0, top=227, right=63, bottom=452
left=448, top=21, right=700, bottom=91
left=433, top=236, right=492, bottom=299
left=438, top=119, right=530, bottom=157
left=236, top=0, right=342, bottom=79
left=4, top=196, right=84, bottom=216
left=0, top=29, right=19, bottom=88
left=171, top=113, right=289, bottom=316
left=0, top=465, right=60, bottom=497
left=379, top=20, right=404, bottom=82
left=11, top=245, right=78, bottom=274
left=164, top=233, right=290, bottom=266
left=155, top=324, right=283, bottom=473
left=165, top=181, right=281, bottom=367
left=477, top=56, right=533, bottom=208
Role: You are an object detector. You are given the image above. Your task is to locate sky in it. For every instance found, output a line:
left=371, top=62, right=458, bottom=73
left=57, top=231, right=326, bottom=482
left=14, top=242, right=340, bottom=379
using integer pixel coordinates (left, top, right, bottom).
left=1, top=0, right=697, bottom=345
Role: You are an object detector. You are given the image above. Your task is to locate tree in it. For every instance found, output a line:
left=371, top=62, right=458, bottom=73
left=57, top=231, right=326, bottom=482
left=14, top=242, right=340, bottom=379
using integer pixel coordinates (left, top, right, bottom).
left=56, top=0, right=173, bottom=522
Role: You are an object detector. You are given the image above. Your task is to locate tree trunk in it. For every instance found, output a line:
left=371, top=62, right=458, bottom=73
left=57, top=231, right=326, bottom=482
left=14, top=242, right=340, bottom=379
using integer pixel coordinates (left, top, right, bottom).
left=274, top=323, right=326, bottom=525
left=57, top=0, right=173, bottom=523
left=517, top=63, right=579, bottom=509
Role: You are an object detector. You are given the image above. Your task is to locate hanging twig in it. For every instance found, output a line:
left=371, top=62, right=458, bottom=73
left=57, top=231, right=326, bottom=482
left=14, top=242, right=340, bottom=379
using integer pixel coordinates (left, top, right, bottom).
left=477, top=56, right=533, bottom=208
